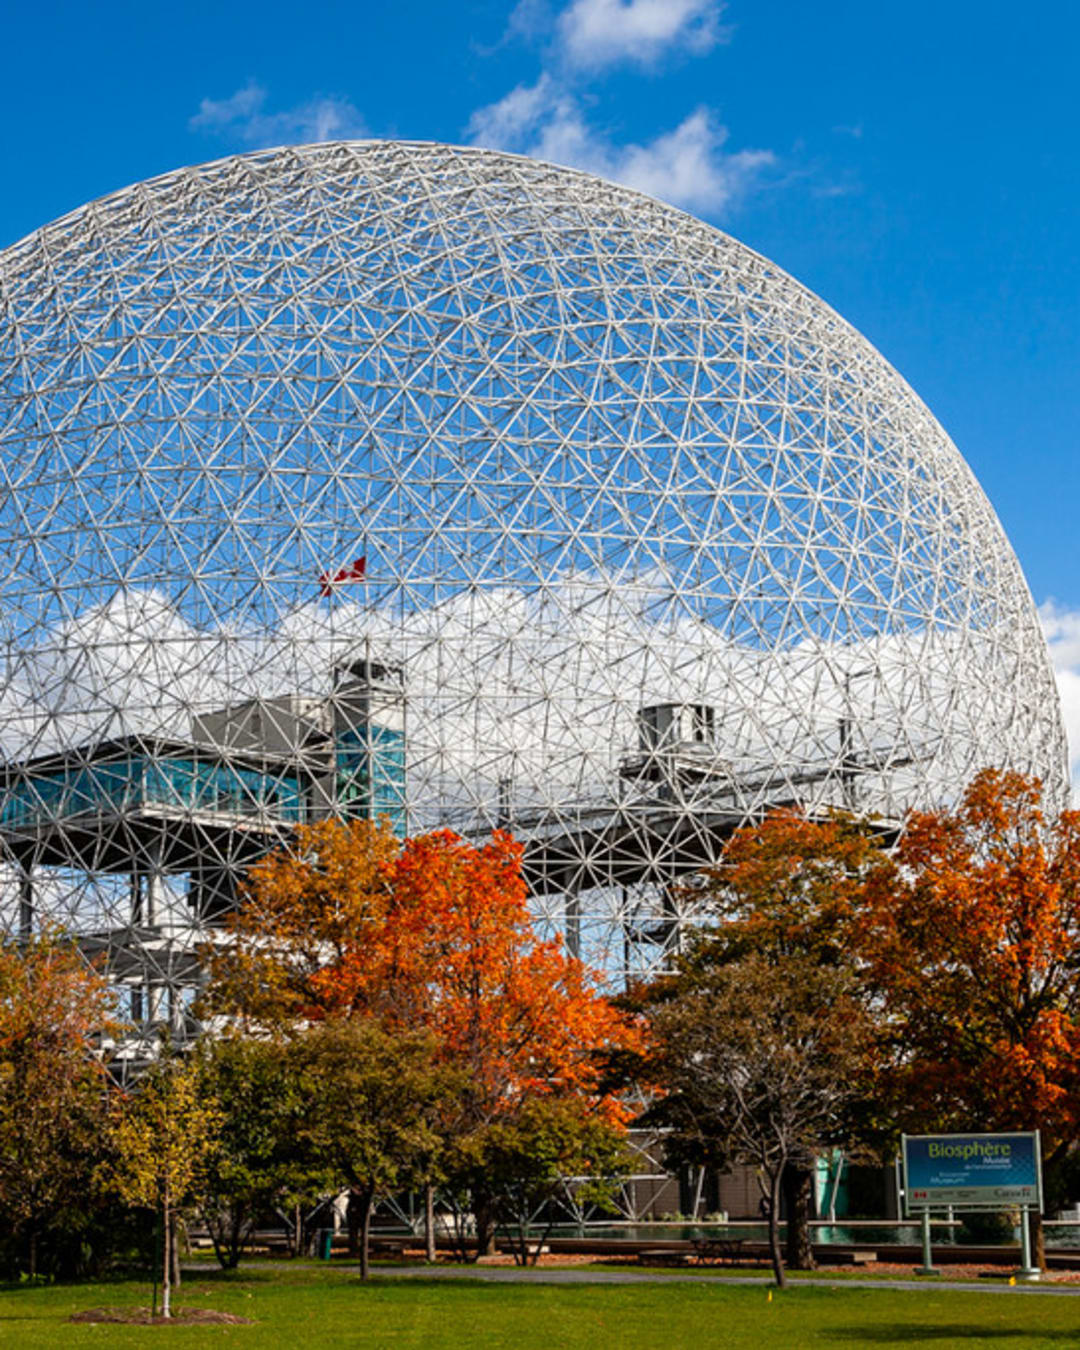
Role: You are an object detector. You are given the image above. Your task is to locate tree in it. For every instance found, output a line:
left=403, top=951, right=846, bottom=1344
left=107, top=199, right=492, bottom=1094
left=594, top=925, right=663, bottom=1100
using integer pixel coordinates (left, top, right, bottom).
left=193, top=1035, right=330, bottom=1269
left=863, top=768, right=1080, bottom=1268
left=204, top=817, right=400, bottom=1027
left=641, top=951, right=876, bottom=1288
left=108, top=1055, right=222, bottom=1318
left=296, top=1019, right=462, bottom=1280
left=205, top=822, right=639, bottom=1258
left=210, top=824, right=634, bottom=1111
left=689, top=809, right=891, bottom=1267
left=470, top=1095, right=628, bottom=1266
left=0, top=933, right=115, bottom=1277
left=708, top=808, right=889, bottom=964
left=385, top=830, right=636, bottom=1122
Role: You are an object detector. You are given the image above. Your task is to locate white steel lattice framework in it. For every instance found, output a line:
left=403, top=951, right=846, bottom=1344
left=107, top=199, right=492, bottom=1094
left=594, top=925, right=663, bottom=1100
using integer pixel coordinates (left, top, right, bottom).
left=0, top=140, right=1067, bottom=1034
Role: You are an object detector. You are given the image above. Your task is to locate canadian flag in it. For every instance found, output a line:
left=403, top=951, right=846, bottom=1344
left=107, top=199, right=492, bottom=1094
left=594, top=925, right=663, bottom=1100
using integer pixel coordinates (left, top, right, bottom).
left=318, top=557, right=367, bottom=597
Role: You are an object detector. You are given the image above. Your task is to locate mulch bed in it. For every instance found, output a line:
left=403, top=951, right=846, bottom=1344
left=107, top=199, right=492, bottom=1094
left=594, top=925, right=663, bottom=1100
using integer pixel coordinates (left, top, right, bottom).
left=72, top=1307, right=252, bottom=1325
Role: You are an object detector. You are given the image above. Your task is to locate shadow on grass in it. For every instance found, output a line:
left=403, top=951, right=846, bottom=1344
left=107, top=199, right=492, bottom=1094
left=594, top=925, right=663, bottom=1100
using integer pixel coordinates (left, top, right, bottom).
left=0, top=1276, right=142, bottom=1295
left=831, top=1328, right=1080, bottom=1343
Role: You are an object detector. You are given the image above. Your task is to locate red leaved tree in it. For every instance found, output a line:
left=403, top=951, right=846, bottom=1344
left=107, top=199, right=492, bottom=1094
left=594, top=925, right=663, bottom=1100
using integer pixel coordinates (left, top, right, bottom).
left=208, top=823, right=633, bottom=1114
left=863, top=768, right=1080, bottom=1265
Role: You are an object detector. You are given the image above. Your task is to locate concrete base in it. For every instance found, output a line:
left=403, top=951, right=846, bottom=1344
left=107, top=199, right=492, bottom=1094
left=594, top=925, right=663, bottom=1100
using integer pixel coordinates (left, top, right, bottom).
left=914, top=1266, right=939, bottom=1276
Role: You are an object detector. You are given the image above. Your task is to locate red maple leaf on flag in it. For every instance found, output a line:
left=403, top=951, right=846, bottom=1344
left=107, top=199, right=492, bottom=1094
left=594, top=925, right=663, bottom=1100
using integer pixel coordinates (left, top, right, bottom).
left=318, top=557, right=367, bottom=597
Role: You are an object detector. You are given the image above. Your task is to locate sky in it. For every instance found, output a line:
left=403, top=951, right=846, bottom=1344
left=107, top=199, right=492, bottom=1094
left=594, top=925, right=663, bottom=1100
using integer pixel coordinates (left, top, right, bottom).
left=1, top=0, right=1079, bottom=779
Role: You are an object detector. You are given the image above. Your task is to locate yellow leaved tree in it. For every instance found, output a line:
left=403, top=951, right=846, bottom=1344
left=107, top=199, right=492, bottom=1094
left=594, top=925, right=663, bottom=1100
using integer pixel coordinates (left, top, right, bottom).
left=108, top=1056, right=221, bottom=1319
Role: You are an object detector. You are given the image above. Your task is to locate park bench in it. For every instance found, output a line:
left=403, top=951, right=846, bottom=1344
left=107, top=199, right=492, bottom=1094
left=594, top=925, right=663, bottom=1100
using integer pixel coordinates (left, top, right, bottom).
left=369, top=1238, right=409, bottom=1256
left=636, top=1248, right=690, bottom=1267
left=828, top=1249, right=877, bottom=1266
left=691, top=1238, right=747, bottom=1266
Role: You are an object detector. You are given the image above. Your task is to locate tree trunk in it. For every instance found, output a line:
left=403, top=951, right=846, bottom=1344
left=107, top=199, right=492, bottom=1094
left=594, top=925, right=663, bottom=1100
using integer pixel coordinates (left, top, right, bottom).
left=151, top=1210, right=159, bottom=1318
left=27, top=1226, right=37, bottom=1280
left=162, top=1192, right=172, bottom=1320
left=531, top=1213, right=557, bottom=1268
left=1032, top=1207, right=1046, bottom=1271
left=347, top=1190, right=361, bottom=1256
left=294, top=1202, right=303, bottom=1258
left=446, top=1194, right=471, bottom=1263
left=227, top=1209, right=245, bottom=1270
left=783, top=1163, right=816, bottom=1270
left=203, top=1204, right=244, bottom=1270
left=203, top=1207, right=227, bottom=1270
left=358, top=1186, right=375, bottom=1282
left=498, top=1208, right=527, bottom=1266
left=473, top=1196, right=497, bottom=1259
left=425, top=1183, right=437, bottom=1263
left=766, top=1170, right=786, bottom=1289
left=170, top=1211, right=182, bottom=1289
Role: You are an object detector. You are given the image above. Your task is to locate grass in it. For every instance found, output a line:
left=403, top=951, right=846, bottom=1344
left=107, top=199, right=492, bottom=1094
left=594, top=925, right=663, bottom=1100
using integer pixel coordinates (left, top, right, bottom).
left=1, top=1263, right=1079, bottom=1348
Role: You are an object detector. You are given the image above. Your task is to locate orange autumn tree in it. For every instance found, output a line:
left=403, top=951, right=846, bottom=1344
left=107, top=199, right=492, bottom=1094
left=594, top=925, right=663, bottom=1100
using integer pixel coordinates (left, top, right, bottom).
left=864, top=768, right=1080, bottom=1264
left=0, top=933, right=116, bottom=1276
left=205, top=820, right=637, bottom=1254
left=207, top=820, right=634, bottom=1116
left=381, top=828, right=634, bottom=1116
left=708, top=807, right=890, bottom=962
left=205, top=816, right=401, bottom=1027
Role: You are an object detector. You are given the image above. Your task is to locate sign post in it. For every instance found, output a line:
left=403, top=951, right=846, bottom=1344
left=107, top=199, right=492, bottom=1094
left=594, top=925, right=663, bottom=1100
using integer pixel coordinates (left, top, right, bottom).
left=1020, top=1208, right=1037, bottom=1277
left=917, top=1206, right=935, bottom=1276
left=902, top=1131, right=1042, bottom=1281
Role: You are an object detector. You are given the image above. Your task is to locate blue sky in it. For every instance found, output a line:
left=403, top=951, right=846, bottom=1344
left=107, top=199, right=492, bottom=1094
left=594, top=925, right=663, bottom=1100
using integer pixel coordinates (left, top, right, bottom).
left=2, top=0, right=1080, bottom=766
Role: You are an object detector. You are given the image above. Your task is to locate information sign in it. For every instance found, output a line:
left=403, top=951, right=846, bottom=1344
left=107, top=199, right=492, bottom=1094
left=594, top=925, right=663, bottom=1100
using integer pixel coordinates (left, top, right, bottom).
left=902, top=1131, right=1042, bottom=1212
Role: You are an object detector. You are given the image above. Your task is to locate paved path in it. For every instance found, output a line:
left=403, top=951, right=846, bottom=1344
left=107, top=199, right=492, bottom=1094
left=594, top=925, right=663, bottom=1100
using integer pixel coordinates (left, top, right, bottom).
left=376, top=1264, right=1080, bottom=1297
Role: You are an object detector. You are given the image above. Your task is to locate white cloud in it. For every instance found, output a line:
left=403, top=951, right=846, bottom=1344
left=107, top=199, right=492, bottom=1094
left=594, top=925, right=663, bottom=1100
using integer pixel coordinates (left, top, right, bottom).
left=557, top=0, right=728, bottom=69
left=190, top=82, right=366, bottom=148
left=1039, top=599, right=1080, bottom=797
left=505, top=0, right=553, bottom=44
left=468, top=78, right=772, bottom=214
left=469, top=1, right=768, bottom=218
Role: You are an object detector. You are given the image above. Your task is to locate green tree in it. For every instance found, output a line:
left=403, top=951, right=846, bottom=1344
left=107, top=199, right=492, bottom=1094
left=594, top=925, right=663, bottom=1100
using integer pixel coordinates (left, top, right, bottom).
left=469, top=1096, right=628, bottom=1266
left=194, top=1035, right=330, bottom=1269
left=108, top=1055, right=222, bottom=1318
left=0, top=933, right=115, bottom=1277
left=297, top=1019, right=463, bottom=1280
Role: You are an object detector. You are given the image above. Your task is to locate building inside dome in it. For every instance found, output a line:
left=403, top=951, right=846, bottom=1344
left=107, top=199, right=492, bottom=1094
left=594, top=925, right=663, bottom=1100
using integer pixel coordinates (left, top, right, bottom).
left=0, top=140, right=1066, bottom=1045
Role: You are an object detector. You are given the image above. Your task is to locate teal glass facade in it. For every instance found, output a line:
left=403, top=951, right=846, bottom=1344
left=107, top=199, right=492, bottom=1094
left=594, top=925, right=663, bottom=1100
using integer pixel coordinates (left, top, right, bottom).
left=0, top=755, right=305, bottom=831
left=335, top=724, right=407, bottom=836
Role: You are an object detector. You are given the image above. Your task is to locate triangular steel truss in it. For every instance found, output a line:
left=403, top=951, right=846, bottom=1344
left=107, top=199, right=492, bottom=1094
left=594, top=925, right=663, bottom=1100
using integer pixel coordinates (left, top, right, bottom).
left=0, top=141, right=1066, bottom=1033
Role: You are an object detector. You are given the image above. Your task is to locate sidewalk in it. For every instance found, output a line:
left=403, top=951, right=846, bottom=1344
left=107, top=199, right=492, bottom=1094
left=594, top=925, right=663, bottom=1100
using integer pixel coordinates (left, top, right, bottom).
left=377, top=1264, right=1080, bottom=1297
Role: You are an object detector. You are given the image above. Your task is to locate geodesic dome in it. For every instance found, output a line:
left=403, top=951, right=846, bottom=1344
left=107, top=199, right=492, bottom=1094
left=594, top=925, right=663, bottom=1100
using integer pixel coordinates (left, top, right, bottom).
left=0, top=139, right=1066, bottom=1000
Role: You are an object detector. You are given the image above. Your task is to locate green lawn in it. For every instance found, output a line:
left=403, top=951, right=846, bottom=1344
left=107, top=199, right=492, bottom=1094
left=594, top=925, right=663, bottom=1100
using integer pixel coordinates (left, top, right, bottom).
left=2, top=1265, right=1079, bottom=1348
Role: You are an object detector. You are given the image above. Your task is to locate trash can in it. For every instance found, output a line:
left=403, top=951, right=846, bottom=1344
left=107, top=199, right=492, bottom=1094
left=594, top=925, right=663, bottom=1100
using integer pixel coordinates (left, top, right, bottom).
left=316, top=1228, right=333, bottom=1261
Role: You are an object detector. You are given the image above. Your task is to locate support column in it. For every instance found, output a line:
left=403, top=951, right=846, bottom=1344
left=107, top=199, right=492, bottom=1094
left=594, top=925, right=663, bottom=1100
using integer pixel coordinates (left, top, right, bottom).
left=133, top=843, right=169, bottom=1032
left=145, top=983, right=166, bottom=1027
left=621, top=885, right=632, bottom=992
left=167, top=983, right=186, bottom=1039
left=18, top=868, right=33, bottom=942
left=133, top=840, right=167, bottom=928
left=566, top=888, right=581, bottom=961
